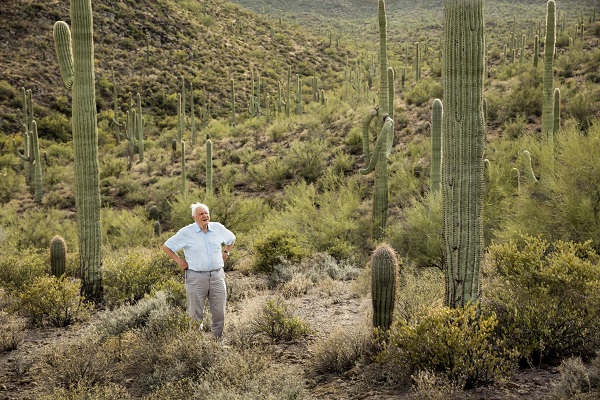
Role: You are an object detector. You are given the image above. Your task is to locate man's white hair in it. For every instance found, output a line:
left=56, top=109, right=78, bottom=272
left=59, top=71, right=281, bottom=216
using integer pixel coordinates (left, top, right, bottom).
left=191, top=203, right=210, bottom=217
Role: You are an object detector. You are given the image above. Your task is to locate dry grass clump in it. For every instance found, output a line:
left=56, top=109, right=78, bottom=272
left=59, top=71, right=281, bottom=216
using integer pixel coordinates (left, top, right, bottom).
left=309, top=324, right=372, bottom=374
left=550, top=356, right=600, bottom=400
left=0, top=311, right=26, bottom=352
left=410, top=370, right=466, bottom=400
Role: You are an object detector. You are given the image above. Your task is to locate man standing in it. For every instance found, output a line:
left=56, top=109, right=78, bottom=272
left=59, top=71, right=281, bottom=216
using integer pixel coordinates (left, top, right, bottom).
left=162, top=203, right=235, bottom=338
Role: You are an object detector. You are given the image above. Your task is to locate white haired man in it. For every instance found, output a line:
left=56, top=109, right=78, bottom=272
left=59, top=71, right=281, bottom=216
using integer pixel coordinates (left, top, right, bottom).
left=162, top=203, right=235, bottom=338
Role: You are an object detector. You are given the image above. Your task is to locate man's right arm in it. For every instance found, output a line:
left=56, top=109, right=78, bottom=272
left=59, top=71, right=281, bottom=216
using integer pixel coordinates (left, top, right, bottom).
left=162, top=244, right=188, bottom=271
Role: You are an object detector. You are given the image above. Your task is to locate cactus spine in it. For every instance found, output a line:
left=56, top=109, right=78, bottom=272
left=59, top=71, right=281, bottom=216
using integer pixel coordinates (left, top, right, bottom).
left=53, top=0, right=102, bottom=301
left=50, top=235, right=67, bottom=278
left=442, top=0, right=485, bottom=308
left=431, top=98, right=442, bottom=193
left=371, top=243, right=398, bottom=331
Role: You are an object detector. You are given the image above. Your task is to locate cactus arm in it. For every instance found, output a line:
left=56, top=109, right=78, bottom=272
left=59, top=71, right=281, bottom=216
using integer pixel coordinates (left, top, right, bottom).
left=361, top=116, right=393, bottom=175
left=13, top=137, right=30, bottom=162
left=378, top=0, right=389, bottom=116
left=362, top=107, right=378, bottom=165
left=53, top=21, right=74, bottom=89
left=431, top=98, right=443, bottom=193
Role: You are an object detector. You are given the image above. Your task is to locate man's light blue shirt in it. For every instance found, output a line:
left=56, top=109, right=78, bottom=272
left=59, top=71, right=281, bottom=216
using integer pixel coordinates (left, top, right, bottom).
left=164, top=222, right=235, bottom=272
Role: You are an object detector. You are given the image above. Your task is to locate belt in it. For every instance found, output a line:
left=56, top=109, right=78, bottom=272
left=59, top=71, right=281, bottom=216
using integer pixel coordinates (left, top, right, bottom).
left=186, top=268, right=222, bottom=273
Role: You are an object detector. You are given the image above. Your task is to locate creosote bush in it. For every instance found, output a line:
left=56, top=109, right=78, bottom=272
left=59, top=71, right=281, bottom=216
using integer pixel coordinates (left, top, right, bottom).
left=102, top=247, right=178, bottom=308
left=378, top=304, right=516, bottom=389
left=485, top=236, right=600, bottom=365
left=250, top=297, right=312, bottom=341
left=19, top=275, right=92, bottom=327
left=252, top=230, right=308, bottom=273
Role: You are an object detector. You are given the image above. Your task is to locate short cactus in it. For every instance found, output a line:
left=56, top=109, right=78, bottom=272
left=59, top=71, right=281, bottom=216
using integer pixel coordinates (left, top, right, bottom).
left=371, top=243, right=398, bottom=331
left=50, top=235, right=67, bottom=278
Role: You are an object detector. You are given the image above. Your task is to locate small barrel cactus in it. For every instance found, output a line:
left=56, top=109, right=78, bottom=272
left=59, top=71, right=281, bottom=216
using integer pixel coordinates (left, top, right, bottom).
left=50, top=235, right=67, bottom=278
left=371, top=243, right=399, bottom=331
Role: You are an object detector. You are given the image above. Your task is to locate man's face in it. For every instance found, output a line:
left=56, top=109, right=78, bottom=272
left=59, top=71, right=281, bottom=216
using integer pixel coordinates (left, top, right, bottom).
left=193, top=208, right=210, bottom=225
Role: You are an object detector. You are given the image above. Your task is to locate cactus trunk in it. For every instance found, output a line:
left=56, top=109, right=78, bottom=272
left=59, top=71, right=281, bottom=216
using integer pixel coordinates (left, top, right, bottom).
left=442, top=0, right=485, bottom=308
left=431, top=98, right=442, bottom=193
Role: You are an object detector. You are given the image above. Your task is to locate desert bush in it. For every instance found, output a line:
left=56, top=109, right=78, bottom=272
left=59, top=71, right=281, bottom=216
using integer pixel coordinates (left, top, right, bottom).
left=252, top=230, right=308, bottom=273
left=309, top=326, right=371, bottom=374
left=6, top=208, right=77, bottom=251
left=378, top=304, right=515, bottom=388
left=485, top=236, right=600, bottom=365
left=92, top=291, right=187, bottom=340
left=550, top=357, right=593, bottom=400
left=37, top=111, right=71, bottom=142
left=0, top=311, right=26, bottom=352
left=39, top=383, right=132, bottom=400
left=403, top=78, right=443, bottom=106
left=0, top=167, right=25, bottom=203
left=250, top=297, right=312, bottom=341
left=0, top=250, right=49, bottom=293
left=19, top=275, right=92, bottom=327
left=505, top=69, right=542, bottom=118
left=502, top=113, right=529, bottom=139
left=261, top=179, right=363, bottom=261
left=101, top=207, right=156, bottom=249
left=410, top=370, right=466, bottom=400
left=389, top=192, right=443, bottom=270
left=102, top=247, right=178, bottom=308
left=283, top=138, right=325, bottom=183
left=39, top=333, right=119, bottom=390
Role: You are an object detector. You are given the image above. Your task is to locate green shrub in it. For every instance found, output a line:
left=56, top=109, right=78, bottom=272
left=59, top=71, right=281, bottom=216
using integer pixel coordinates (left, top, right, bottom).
left=102, top=247, right=178, bottom=308
left=252, top=230, right=308, bottom=273
left=251, top=297, right=312, bottom=341
left=0, top=80, right=17, bottom=101
left=389, top=192, right=443, bottom=270
left=378, top=305, right=515, bottom=388
left=283, top=138, right=325, bottom=183
left=38, top=111, right=71, bottom=142
left=0, top=250, right=48, bottom=293
left=6, top=208, right=78, bottom=251
left=0, top=167, right=25, bottom=203
left=101, top=207, right=156, bottom=249
left=485, top=236, right=600, bottom=365
left=19, top=275, right=92, bottom=327
left=403, top=78, right=443, bottom=107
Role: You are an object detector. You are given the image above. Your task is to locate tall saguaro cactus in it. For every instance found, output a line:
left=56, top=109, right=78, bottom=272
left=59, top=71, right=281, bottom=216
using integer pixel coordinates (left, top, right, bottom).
left=205, top=134, right=213, bottom=198
left=542, top=1, right=556, bottom=152
left=360, top=0, right=394, bottom=242
left=442, top=0, right=485, bottom=308
left=53, top=0, right=103, bottom=301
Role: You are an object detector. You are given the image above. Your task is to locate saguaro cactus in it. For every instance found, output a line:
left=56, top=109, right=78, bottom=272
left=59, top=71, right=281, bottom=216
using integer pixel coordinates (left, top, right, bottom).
left=53, top=0, right=102, bottom=301
left=50, top=235, right=67, bottom=278
left=205, top=134, right=213, bottom=198
left=360, top=0, right=394, bottom=242
left=431, top=98, right=443, bottom=193
left=553, top=87, right=560, bottom=133
left=371, top=243, right=398, bottom=331
left=442, top=0, right=485, bottom=308
left=542, top=1, right=556, bottom=151
left=13, top=95, right=42, bottom=205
